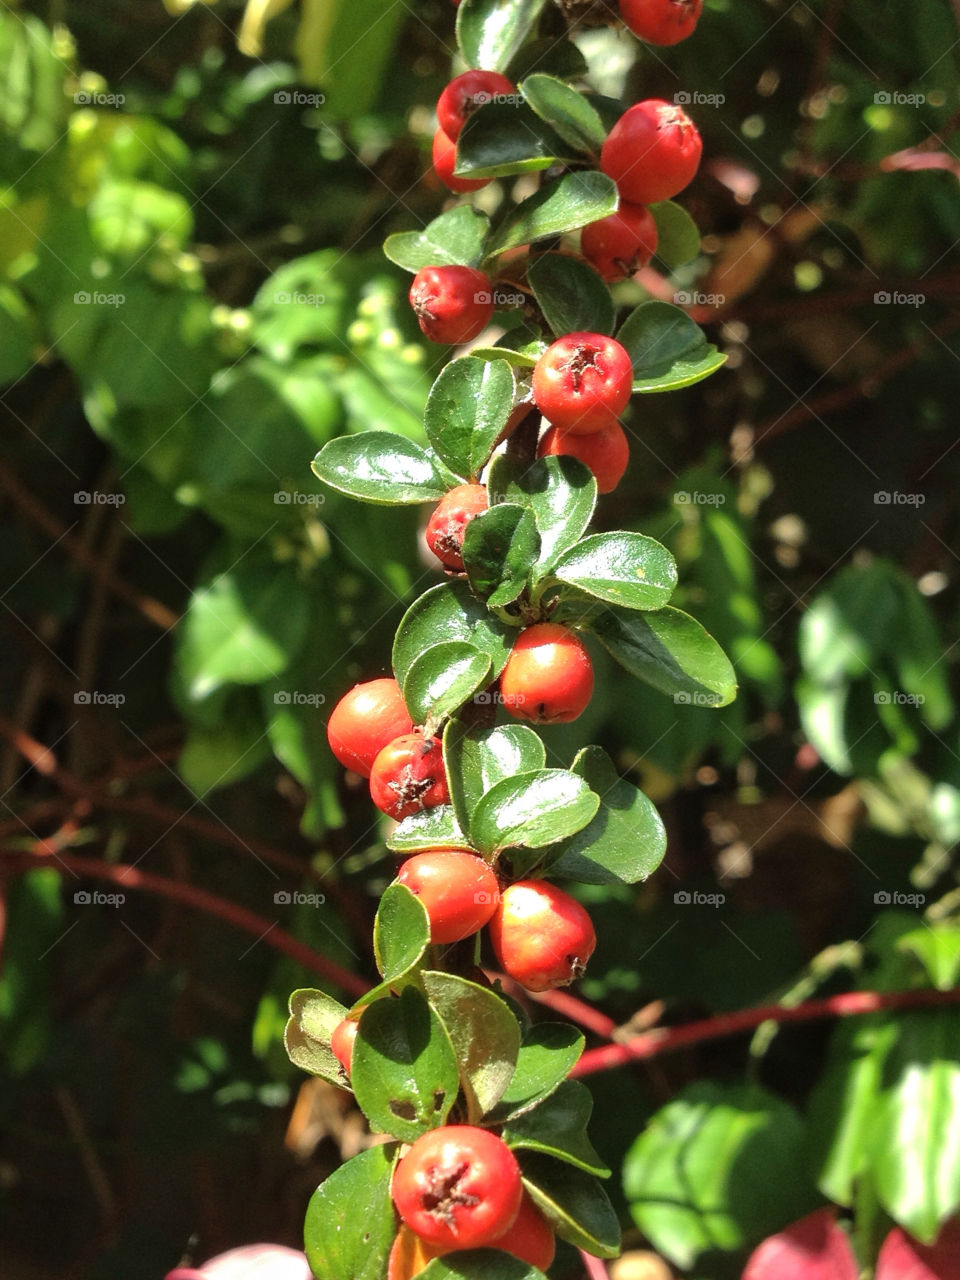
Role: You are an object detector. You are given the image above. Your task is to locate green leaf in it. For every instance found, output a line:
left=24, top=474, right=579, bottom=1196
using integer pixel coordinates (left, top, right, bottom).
left=456, top=102, right=576, bottom=178
left=420, top=1254, right=547, bottom=1280
left=487, top=171, right=619, bottom=257
left=351, top=986, right=460, bottom=1142
left=487, top=454, right=597, bottom=570
left=424, top=357, right=515, bottom=481
left=521, top=1153, right=620, bottom=1257
left=527, top=254, right=615, bottom=338
left=649, top=200, right=701, bottom=268
left=618, top=301, right=726, bottom=392
left=311, top=432, right=448, bottom=505
left=393, top=582, right=514, bottom=688
left=295, top=0, right=406, bottom=117
left=422, top=970, right=521, bottom=1121
left=469, top=345, right=540, bottom=369
left=372, top=883, right=431, bottom=983
left=457, top=0, right=549, bottom=72
left=505, top=1081, right=610, bottom=1177
left=444, top=721, right=547, bottom=834
left=507, top=36, right=588, bottom=82
left=403, top=642, right=493, bottom=727
left=491, top=1023, right=585, bottom=1121
left=547, top=532, right=678, bottom=611
left=383, top=206, right=491, bottom=273
left=521, top=75, right=606, bottom=154
left=472, top=770, right=600, bottom=857
left=623, top=1082, right=819, bottom=1269
left=546, top=746, right=667, bottom=885
left=563, top=603, right=737, bottom=706
left=303, top=1143, right=397, bottom=1280
left=283, top=988, right=350, bottom=1087
left=387, top=806, right=470, bottom=854
left=462, top=504, right=541, bottom=607
left=898, top=924, right=960, bottom=991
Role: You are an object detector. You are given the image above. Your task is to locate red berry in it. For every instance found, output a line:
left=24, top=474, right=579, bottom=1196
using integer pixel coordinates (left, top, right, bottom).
left=532, top=332, right=633, bottom=435
left=601, top=99, right=702, bottom=205
left=490, top=880, right=597, bottom=992
left=500, top=623, right=594, bottom=724
left=437, top=70, right=516, bottom=141
left=330, top=1017, right=359, bottom=1074
left=539, top=418, right=629, bottom=494
left=387, top=1225, right=441, bottom=1280
left=395, top=850, right=500, bottom=944
left=392, top=1126, right=522, bottom=1251
left=369, top=734, right=449, bottom=820
left=410, top=266, right=493, bottom=346
left=425, top=483, right=489, bottom=571
left=326, top=678, right=414, bottom=778
left=619, top=0, right=703, bottom=45
left=431, top=127, right=490, bottom=194
left=496, top=1192, right=556, bottom=1272
left=581, top=202, right=659, bottom=282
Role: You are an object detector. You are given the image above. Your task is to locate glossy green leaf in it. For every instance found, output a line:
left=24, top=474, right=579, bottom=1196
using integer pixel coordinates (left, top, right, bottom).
left=424, top=356, right=515, bottom=481
left=487, top=171, right=619, bottom=256
left=521, top=1153, right=620, bottom=1257
left=491, top=1023, right=585, bottom=1122
left=898, top=924, right=960, bottom=990
left=505, top=1081, right=610, bottom=1177
left=456, top=102, right=576, bottom=178
left=487, top=454, right=597, bottom=570
left=383, top=205, right=491, bottom=272
left=521, top=74, right=606, bottom=153
left=393, top=582, right=514, bottom=688
left=420, top=1254, right=547, bottom=1280
left=649, top=200, right=701, bottom=267
left=508, top=36, right=588, bottom=82
left=623, top=1083, right=819, bottom=1268
left=351, top=986, right=460, bottom=1142
left=462, top=503, right=541, bottom=607
left=387, top=806, right=470, bottom=854
left=469, top=345, right=540, bottom=368
left=527, top=254, right=615, bottom=338
left=618, top=301, right=726, bottom=392
left=372, top=883, right=431, bottom=983
left=546, top=746, right=667, bottom=885
left=457, top=0, right=549, bottom=72
left=444, top=721, right=547, bottom=833
left=312, top=432, right=448, bottom=504
left=547, top=531, right=678, bottom=611
left=403, top=642, right=493, bottom=727
left=303, top=1143, right=397, bottom=1280
left=422, top=970, right=521, bottom=1122
left=471, top=769, right=600, bottom=856
left=283, top=988, right=350, bottom=1087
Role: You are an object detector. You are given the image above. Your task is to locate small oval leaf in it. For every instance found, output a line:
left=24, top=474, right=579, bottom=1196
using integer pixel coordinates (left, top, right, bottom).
left=471, top=769, right=599, bottom=856
left=312, top=432, right=447, bottom=504
left=618, top=301, right=726, bottom=393
left=304, top=1144, right=397, bottom=1280
left=527, top=253, right=615, bottom=338
left=548, top=531, right=678, bottom=611
left=462, top=503, right=541, bottom=606
left=403, top=641, right=493, bottom=727
left=521, top=75, right=606, bottom=154
left=383, top=205, right=491, bottom=273
left=521, top=1153, right=621, bottom=1258
left=393, top=582, right=514, bottom=688
left=487, top=171, right=618, bottom=257
left=422, top=970, right=521, bottom=1121
left=424, top=357, right=516, bottom=481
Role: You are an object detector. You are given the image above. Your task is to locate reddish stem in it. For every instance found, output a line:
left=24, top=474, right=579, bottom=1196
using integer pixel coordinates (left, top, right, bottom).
left=579, top=1249, right=610, bottom=1280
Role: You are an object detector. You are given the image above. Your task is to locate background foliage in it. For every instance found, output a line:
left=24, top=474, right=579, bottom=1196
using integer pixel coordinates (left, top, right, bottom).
left=1, top=0, right=959, bottom=1276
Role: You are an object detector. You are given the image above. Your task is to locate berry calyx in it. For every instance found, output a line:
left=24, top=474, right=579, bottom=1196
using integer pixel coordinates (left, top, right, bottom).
left=392, top=1125, right=523, bottom=1251
left=600, top=99, right=703, bottom=205
left=326, top=678, right=414, bottom=778
left=532, top=332, right=633, bottom=434
left=410, top=266, right=494, bottom=346
left=500, top=623, right=595, bottom=724
left=431, top=127, right=490, bottom=194
left=581, top=202, right=659, bottom=282
left=539, top=417, right=630, bottom=494
left=330, top=1017, right=359, bottom=1074
left=490, top=880, right=597, bottom=991
left=619, top=0, right=703, bottom=45
left=425, top=483, right=489, bottom=571
left=369, top=734, right=449, bottom=819
left=395, top=850, right=499, bottom=944
left=437, top=70, right=516, bottom=140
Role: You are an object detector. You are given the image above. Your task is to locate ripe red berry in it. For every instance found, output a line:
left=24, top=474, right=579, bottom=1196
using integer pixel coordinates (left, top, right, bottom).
left=490, top=880, right=597, bottom=992
left=410, top=266, right=493, bottom=346
left=425, top=483, right=489, bottom=571
left=431, top=127, right=490, bottom=194
left=330, top=1017, right=359, bottom=1074
left=387, top=1225, right=439, bottom=1280
left=601, top=99, right=703, bottom=205
left=619, top=0, right=703, bottom=45
left=392, top=1125, right=522, bottom=1251
left=532, top=332, right=633, bottom=435
left=539, top=417, right=629, bottom=494
left=326, top=678, right=414, bottom=778
left=395, top=850, right=500, bottom=944
left=496, top=1192, right=556, bottom=1271
left=581, top=202, right=659, bottom=282
left=437, top=70, right=516, bottom=141
left=369, top=734, right=449, bottom=820
left=500, top=623, right=594, bottom=724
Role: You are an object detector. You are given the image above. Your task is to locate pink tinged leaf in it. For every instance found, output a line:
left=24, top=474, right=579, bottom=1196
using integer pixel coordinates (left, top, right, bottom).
left=875, top=1221, right=960, bottom=1280
left=166, top=1245, right=313, bottom=1280
left=742, top=1209, right=859, bottom=1280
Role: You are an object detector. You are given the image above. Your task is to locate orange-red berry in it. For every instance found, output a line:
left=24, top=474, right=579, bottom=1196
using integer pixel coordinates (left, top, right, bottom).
left=326, top=678, right=414, bottom=778
left=500, top=623, right=594, bottom=724
left=490, top=880, right=597, bottom=992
